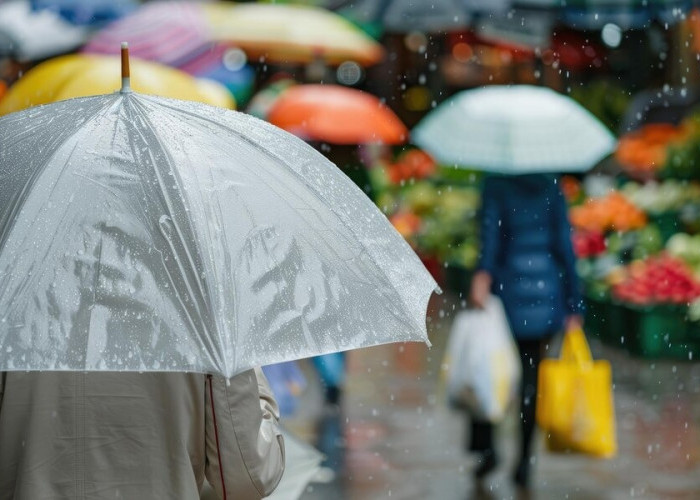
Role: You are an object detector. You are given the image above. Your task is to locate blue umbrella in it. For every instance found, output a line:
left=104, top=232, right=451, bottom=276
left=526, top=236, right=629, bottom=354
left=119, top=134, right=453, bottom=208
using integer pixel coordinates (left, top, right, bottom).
left=191, top=63, right=255, bottom=107
left=30, top=0, right=137, bottom=27
left=173, top=45, right=257, bottom=107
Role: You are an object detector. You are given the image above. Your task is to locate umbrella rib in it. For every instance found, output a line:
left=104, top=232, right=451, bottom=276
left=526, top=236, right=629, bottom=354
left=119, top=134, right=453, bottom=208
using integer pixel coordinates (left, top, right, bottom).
left=127, top=97, right=226, bottom=374
left=0, top=99, right=117, bottom=327
left=0, top=97, right=114, bottom=254
left=146, top=98, right=432, bottom=340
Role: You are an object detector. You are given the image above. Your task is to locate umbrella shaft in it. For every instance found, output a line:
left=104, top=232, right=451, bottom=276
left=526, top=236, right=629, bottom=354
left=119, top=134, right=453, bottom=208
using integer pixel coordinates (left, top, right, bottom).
left=120, top=42, right=132, bottom=93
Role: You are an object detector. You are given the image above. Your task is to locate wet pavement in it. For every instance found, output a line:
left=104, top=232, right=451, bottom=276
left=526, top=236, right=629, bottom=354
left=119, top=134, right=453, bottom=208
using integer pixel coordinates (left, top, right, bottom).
left=284, top=294, right=700, bottom=500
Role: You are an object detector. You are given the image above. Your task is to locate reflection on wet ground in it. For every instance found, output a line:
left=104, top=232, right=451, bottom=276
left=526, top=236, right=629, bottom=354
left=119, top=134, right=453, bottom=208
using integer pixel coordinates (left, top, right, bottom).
left=285, top=295, right=700, bottom=500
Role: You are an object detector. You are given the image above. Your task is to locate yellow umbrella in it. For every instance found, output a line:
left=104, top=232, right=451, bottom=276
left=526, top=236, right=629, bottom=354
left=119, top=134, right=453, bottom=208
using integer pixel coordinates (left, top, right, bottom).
left=0, top=54, right=235, bottom=116
left=202, top=3, right=384, bottom=66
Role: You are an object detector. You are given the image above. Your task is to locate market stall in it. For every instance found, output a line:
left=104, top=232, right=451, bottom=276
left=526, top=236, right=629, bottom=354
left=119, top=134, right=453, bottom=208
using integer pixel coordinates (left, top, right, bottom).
left=570, top=107, right=700, bottom=360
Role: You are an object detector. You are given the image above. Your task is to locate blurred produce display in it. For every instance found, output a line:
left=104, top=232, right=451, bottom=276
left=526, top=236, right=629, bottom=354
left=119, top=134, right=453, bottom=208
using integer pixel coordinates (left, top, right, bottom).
left=571, top=135, right=700, bottom=359
left=667, top=233, right=700, bottom=275
left=615, top=110, right=700, bottom=180
left=611, top=254, right=700, bottom=306
left=569, top=191, right=647, bottom=232
left=541, top=88, right=700, bottom=360
left=569, top=80, right=630, bottom=133
left=615, top=122, right=691, bottom=177
left=664, top=121, right=700, bottom=180
left=572, top=230, right=607, bottom=258
left=620, top=180, right=700, bottom=215
left=369, top=150, right=482, bottom=276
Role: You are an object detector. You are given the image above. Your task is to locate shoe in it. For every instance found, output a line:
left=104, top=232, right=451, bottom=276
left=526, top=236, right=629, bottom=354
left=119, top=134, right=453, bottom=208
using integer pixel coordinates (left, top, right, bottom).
left=474, top=450, right=498, bottom=480
left=513, top=459, right=530, bottom=489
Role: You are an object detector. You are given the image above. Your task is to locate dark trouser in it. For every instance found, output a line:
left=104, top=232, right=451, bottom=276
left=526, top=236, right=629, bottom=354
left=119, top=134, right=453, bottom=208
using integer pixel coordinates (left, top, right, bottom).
left=469, top=337, right=545, bottom=465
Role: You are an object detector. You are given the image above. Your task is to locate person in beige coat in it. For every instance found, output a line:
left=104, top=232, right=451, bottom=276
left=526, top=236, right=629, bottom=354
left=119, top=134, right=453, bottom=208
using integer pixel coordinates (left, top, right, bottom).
left=0, top=368, right=285, bottom=499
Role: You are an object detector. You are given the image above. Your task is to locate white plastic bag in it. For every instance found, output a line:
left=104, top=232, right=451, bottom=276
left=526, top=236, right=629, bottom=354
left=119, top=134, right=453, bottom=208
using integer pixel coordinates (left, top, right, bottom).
left=445, top=296, right=521, bottom=422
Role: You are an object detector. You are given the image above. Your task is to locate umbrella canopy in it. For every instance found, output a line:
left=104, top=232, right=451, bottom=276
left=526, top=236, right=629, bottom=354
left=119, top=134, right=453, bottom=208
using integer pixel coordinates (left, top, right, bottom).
left=246, top=77, right=297, bottom=120
left=83, top=1, right=384, bottom=66
left=0, top=86, right=436, bottom=377
left=0, top=0, right=88, bottom=61
left=81, top=3, right=253, bottom=104
left=0, top=54, right=234, bottom=115
left=81, top=1, right=215, bottom=67
left=338, top=0, right=471, bottom=35
left=337, top=0, right=510, bottom=36
left=206, top=3, right=385, bottom=65
left=266, top=84, right=408, bottom=145
left=411, top=85, right=616, bottom=173
left=514, top=0, right=692, bottom=29
left=30, top=0, right=137, bottom=27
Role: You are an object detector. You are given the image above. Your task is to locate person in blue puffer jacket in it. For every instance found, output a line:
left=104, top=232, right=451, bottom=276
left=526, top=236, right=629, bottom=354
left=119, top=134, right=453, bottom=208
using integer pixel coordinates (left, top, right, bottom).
left=468, top=173, right=583, bottom=489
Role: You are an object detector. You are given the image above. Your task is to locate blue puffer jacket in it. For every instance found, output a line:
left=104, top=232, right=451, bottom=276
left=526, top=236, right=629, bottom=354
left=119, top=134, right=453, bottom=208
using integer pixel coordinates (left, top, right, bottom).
left=478, top=174, right=583, bottom=339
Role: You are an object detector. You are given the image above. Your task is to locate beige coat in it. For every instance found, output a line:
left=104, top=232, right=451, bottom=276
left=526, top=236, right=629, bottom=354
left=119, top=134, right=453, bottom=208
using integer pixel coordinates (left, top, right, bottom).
left=0, top=369, right=285, bottom=500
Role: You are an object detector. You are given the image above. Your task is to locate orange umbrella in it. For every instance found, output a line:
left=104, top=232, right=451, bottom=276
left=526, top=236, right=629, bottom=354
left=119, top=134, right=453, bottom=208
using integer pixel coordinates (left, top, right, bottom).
left=267, top=84, right=408, bottom=145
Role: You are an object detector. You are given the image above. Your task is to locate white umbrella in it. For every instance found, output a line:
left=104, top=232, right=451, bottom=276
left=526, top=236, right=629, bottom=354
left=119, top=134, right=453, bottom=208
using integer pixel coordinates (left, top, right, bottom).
left=411, top=85, right=616, bottom=174
left=0, top=48, right=437, bottom=377
left=0, top=0, right=88, bottom=61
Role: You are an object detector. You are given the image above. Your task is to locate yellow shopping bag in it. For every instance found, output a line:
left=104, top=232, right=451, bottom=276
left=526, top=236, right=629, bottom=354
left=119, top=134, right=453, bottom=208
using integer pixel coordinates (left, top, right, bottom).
left=536, top=328, right=617, bottom=458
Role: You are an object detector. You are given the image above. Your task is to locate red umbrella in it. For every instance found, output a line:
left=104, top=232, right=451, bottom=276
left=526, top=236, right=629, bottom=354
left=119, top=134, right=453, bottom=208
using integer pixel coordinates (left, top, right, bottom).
left=267, top=84, right=408, bottom=145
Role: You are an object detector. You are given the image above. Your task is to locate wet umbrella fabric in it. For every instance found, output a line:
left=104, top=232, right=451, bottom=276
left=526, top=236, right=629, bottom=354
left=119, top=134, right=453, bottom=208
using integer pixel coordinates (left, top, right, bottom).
left=0, top=92, right=437, bottom=377
left=411, top=85, right=616, bottom=174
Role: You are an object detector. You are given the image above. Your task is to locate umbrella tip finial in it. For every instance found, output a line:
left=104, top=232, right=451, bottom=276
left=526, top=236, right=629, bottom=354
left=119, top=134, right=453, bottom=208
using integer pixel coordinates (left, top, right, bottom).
left=120, top=41, right=132, bottom=94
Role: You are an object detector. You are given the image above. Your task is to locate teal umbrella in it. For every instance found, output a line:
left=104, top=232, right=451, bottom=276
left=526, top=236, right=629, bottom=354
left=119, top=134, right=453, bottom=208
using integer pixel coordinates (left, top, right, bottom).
left=411, top=85, right=616, bottom=174
left=514, top=0, right=693, bottom=29
left=339, top=0, right=470, bottom=35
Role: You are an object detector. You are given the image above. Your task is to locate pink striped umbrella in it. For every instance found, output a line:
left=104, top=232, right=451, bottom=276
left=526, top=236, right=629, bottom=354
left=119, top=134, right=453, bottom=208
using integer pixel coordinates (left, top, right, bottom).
left=83, top=1, right=383, bottom=68
left=82, top=2, right=215, bottom=68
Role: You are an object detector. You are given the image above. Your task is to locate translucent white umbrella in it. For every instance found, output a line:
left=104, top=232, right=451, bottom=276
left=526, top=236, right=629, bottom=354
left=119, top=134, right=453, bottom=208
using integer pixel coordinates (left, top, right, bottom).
left=0, top=47, right=437, bottom=377
left=411, top=85, right=616, bottom=174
